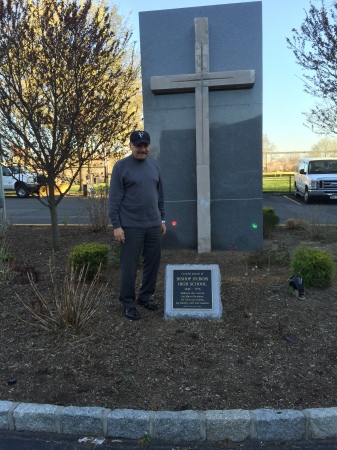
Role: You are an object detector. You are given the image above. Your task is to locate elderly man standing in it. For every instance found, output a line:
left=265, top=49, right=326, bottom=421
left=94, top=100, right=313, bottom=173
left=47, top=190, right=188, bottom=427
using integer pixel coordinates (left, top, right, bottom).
left=108, top=130, right=166, bottom=320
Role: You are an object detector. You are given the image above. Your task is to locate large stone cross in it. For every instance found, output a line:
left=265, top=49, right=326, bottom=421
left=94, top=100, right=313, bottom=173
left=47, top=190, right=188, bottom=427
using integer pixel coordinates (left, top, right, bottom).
left=151, top=17, right=255, bottom=253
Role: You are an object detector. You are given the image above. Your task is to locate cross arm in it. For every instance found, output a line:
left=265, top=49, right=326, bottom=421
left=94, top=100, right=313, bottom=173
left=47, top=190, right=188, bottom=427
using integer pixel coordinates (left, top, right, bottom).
left=151, top=70, right=255, bottom=94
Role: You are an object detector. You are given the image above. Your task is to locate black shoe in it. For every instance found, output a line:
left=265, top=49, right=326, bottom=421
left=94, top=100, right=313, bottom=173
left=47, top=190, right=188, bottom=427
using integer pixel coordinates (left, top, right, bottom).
left=124, top=307, right=140, bottom=320
left=137, top=298, right=158, bottom=311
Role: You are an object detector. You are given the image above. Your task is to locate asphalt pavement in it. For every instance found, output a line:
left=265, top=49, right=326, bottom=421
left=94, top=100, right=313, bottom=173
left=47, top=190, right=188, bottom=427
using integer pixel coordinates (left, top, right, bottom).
left=3, top=193, right=337, bottom=226
left=2, top=195, right=89, bottom=225
left=1, top=431, right=337, bottom=450
left=263, top=194, right=337, bottom=224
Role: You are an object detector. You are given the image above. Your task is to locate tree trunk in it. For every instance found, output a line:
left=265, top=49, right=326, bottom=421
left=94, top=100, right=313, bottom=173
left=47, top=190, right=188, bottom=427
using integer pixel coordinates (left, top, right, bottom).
left=48, top=189, right=60, bottom=251
left=79, top=169, right=83, bottom=191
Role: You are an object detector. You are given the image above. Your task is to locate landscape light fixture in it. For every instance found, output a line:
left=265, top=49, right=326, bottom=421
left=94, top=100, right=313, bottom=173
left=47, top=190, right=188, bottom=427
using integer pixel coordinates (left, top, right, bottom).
left=289, top=274, right=305, bottom=300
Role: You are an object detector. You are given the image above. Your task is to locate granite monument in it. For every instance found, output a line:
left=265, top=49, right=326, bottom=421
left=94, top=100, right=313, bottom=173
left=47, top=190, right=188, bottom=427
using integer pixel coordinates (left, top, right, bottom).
left=139, top=2, right=262, bottom=252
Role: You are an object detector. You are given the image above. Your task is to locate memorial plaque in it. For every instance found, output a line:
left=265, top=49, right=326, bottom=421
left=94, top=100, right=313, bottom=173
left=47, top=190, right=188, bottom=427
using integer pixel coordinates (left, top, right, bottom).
left=164, top=264, right=222, bottom=320
left=173, top=269, right=213, bottom=310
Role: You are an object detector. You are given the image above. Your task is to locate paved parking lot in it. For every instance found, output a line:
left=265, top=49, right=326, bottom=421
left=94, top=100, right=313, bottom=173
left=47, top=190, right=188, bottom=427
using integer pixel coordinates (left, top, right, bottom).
left=1, top=431, right=337, bottom=450
left=264, top=194, right=337, bottom=224
left=2, top=194, right=337, bottom=226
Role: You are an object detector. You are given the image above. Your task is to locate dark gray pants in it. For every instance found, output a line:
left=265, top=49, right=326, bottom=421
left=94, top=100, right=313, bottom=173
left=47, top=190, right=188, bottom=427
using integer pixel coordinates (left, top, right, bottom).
left=119, top=226, right=162, bottom=309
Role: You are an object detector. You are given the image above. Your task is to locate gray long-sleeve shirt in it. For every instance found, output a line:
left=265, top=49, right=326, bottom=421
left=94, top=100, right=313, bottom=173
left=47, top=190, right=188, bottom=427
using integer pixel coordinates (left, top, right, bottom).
left=108, top=155, right=165, bottom=229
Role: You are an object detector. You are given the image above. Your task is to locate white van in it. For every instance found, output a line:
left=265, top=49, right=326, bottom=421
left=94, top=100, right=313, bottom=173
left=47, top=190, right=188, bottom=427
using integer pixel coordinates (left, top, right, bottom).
left=294, top=157, right=337, bottom=203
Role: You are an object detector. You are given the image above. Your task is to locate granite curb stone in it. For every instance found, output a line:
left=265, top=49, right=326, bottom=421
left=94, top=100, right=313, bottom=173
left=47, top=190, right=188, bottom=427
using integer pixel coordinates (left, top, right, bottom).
left=13, top=403, right=59, bottom=433
left=107, top=409, right=150, bottom=439
left=60, top=406, right=106, bottom=435
left=305, top=407, right=337, bottom=440
left=0, top=401, right=14, bottom=430
left=205, top=409, right=250, bottom=442
left=253, top=409, right=306, bottom=441
left=153, top=410, right=204, bottom=442
left=1, top=401, right=337, bottom=443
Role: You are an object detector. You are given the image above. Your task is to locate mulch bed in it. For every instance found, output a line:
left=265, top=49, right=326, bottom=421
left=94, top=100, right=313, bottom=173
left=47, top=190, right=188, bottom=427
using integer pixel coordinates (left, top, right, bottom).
left=0, top=225, right=336, bottom=411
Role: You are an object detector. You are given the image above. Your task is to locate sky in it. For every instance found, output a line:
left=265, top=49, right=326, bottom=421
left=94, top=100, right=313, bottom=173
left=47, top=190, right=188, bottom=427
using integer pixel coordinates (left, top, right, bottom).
left=114, top=0, right=321, bottom=154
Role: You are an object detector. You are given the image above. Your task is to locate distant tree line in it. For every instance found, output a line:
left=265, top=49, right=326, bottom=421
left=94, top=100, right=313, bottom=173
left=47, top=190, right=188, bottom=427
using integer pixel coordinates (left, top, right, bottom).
left=263, top=134, right=337, bottom=172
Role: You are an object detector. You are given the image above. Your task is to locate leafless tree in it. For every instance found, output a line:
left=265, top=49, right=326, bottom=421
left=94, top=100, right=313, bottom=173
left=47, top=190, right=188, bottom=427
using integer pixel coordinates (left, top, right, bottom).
left=287, top=1, right=337, bottom=136
left=0, top=0, right=141, bottom=250
left=263, top=134, right=277, bottom=172
left=311, top=136, right=337, bottom=156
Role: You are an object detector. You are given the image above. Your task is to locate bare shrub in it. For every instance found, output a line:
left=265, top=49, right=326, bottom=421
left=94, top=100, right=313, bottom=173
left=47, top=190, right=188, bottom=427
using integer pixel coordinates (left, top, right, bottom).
left=284, top=218, right=304, bottom=229
left=285, top=207, right=337, bottom=240
left=80, top=186, right=110, bottom=231
left=18, top=258, right=108, bottom=333
left=248, top=244, right=290, bottom=269
left=302, top=221, right=337, bottom=240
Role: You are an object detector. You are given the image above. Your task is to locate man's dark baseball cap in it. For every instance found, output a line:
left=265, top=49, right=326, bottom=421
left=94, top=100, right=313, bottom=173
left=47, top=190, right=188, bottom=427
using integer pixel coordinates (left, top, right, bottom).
left=130, top=130, right=150, bottom=146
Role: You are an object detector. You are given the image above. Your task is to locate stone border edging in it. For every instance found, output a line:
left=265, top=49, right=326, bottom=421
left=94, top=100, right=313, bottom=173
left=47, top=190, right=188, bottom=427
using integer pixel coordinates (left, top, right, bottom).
left=1, top=401, right=337, bottom=442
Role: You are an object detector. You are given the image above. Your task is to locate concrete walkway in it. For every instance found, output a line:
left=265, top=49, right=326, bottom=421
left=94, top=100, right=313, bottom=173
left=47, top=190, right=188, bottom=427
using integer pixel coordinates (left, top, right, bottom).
left=1, top=401, right=337, bottom=444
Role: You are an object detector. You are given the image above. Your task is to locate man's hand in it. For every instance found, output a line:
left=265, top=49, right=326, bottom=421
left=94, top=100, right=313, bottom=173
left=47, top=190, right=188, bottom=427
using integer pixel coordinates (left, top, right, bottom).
left=114, top=227, right=125, bottom=243
left=161, top=223, right=166, bottom=236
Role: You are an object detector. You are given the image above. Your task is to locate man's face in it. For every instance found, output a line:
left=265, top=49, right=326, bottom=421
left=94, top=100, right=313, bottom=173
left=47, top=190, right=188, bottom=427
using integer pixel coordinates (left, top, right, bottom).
left=130, top=142, right=150, bottom=160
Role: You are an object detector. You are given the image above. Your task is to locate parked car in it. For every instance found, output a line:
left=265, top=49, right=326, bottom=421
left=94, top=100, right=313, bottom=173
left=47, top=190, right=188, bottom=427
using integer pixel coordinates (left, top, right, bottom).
left=1, top=164, right=43, bottom=198
left=294, top=157, right=337, bottom=203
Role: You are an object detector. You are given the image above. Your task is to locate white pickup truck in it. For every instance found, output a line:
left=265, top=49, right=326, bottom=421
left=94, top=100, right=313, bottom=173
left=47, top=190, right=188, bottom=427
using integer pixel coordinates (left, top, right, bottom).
left=1, top=164, right=42, bottom=198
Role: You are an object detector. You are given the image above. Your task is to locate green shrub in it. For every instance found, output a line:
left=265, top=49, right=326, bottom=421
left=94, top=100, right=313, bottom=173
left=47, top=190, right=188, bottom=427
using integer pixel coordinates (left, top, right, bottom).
left=291, top=246, right=336, bottom=288
left=68, top=243, right=109, bottom=279
left=263, top=207, right=280, bottom=238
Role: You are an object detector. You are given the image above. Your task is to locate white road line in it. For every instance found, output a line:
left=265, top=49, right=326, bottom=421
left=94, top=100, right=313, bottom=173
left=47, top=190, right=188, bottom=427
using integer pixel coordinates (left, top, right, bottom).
left=283, top=195, right=302, bottom=205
